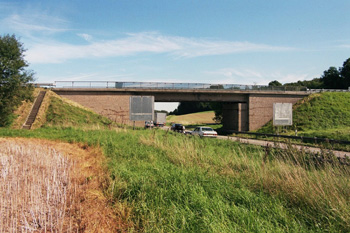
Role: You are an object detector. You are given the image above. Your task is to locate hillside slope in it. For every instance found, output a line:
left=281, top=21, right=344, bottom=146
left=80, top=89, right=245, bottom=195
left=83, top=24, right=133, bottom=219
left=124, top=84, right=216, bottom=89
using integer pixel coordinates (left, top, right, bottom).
left=12, top=89, right=114, bottom=129
left=44, top=96, right=113, bottom=128
left=258, top=92, right=350, bottom=140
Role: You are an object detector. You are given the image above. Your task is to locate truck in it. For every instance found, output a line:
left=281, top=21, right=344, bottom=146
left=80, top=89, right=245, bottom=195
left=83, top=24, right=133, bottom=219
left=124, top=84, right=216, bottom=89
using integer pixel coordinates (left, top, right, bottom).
left=154, top=112, right=167, bottom=127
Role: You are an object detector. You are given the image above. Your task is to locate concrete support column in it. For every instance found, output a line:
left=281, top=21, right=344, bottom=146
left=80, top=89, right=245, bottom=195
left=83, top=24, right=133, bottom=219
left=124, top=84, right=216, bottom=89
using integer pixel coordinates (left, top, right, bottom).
left=222, top=103, right=248, bottom=131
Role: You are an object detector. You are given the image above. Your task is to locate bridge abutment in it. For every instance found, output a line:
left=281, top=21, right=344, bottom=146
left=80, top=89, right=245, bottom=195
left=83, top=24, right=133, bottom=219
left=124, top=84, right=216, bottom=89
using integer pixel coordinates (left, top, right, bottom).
left=248, top=94, right=302, bottom=131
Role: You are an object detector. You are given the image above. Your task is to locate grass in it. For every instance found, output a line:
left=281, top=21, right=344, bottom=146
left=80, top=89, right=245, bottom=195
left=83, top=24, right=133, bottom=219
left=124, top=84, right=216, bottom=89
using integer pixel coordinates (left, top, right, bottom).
left=1, top=91, right=349, bottom=232
left=0, top=137, right=125, bottom=232
left=11, top=88, right=41, bottom=129
left=0, top=138, right=74, bottom=231
left=1, top=127, right=349, bottom=232
left=167, top=111, right=216, bottom=125
left=44, top=96, right=114, bottom=129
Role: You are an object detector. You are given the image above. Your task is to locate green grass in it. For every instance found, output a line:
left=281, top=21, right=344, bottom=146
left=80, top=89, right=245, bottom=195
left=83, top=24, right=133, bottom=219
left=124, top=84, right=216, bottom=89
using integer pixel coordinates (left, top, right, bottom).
left=1, top=127, right=349, bottom=232
left=2, top=92, right=349, bottom=232
left=44, top=96, right=114, bottom=129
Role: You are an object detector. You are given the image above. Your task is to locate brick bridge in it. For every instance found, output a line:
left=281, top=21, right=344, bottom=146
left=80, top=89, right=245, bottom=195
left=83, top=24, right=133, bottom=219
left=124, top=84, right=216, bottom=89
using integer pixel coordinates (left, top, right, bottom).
left=51, top=81, right=309, bottom=131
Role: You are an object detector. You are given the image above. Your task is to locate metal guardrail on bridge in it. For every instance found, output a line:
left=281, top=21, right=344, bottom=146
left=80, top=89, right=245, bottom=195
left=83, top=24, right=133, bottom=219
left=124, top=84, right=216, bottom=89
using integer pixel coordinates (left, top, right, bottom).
left=53, top=81, right=308, bottom=92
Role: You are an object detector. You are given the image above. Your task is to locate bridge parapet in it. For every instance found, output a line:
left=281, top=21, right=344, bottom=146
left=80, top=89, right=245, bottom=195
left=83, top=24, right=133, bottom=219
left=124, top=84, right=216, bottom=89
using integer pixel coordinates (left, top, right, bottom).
left=54, top=81, right=307, bottom=92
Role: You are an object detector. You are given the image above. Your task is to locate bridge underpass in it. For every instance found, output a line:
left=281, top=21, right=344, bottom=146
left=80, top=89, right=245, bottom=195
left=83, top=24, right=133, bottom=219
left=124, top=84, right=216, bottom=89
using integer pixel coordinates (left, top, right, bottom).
left=52, top=81, right=309, bottom=131
left=51, top=81, right=308, bottom=131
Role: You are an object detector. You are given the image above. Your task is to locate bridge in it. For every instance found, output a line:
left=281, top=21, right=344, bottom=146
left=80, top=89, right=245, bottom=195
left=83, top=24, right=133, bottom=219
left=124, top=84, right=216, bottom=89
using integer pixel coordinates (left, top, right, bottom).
left=50, top=81, right=309, bottom=131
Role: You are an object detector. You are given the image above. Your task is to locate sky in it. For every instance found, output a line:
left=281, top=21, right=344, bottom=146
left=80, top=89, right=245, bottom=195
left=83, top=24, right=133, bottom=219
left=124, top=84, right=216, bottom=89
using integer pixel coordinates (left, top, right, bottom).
left=1, top=0, right=350, bottom=111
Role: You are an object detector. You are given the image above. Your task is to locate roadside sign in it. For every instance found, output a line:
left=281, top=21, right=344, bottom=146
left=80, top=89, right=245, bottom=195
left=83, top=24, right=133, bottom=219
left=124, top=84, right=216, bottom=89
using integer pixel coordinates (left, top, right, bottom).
left=273, top=103, right=293, bottom=126
left=129, top=96, right=154, bottom=121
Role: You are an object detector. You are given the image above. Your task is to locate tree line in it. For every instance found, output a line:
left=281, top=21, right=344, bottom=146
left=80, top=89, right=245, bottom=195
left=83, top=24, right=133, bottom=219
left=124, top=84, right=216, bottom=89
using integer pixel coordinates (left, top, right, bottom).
left=269, top=58, right=350, bottom=89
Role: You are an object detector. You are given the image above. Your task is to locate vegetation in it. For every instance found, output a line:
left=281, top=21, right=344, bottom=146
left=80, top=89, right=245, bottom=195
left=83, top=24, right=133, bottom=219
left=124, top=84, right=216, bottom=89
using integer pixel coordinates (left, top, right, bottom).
left=169, top=102, right=213, bottom=115
left=268, top=80, right=282, bottom=86
left=0, top=139, right=72, bottom=231
left=44, top=96, right=114, bottom=129
left=1, top=70, right=350, bottom=231
left=0, top=34, right=34, bottom=127
left=167, top=111, right=216, bottom=125
left=0, top=137, right=123, bottom=232
left=0, top=127, right=349, bottom=232
left=1, top=89, right=349, bottom=231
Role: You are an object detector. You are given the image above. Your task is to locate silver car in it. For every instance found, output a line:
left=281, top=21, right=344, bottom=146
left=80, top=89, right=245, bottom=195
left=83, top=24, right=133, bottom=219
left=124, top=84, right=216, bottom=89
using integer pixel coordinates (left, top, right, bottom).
left=191, top=127, right=217, bottom=138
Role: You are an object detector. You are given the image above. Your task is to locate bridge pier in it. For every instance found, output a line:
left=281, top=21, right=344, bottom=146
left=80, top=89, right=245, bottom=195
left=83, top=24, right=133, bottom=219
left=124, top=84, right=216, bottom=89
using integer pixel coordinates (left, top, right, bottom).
left=222, top=103, right=248, bottom=132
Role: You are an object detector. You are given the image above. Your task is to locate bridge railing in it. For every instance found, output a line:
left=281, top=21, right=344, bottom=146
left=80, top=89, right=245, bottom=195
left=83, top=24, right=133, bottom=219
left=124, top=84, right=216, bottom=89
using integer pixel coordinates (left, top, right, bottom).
left=54, top=81, right=308, bottom=92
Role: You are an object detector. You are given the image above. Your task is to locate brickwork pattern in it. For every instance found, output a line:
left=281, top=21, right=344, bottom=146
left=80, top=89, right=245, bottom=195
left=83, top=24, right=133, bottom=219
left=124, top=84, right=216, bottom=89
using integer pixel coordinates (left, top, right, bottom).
left=248, top=95, right=302, bottom=131
left=59, top=94, right=143, bottom=126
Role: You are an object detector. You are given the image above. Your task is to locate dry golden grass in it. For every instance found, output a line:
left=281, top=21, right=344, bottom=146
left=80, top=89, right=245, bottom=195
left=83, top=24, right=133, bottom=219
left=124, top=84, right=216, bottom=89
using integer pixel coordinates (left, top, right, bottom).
left=167, top=111, right=215, bottom=125
left=0, top=138, right=131, bottom=232
left=11, top=89, right=41, bottom=129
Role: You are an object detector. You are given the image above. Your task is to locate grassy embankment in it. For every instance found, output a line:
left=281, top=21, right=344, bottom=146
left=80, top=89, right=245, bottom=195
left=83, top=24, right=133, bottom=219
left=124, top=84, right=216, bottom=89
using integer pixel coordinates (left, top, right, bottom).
left=0, top=91, right=349, bottom=232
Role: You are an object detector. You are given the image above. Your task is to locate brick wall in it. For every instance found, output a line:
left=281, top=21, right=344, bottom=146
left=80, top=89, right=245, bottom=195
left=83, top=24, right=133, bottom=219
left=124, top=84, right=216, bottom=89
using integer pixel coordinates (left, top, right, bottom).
left=248, top=94, right=303, bottom=131
left=59, top=94, right=143, bottom=126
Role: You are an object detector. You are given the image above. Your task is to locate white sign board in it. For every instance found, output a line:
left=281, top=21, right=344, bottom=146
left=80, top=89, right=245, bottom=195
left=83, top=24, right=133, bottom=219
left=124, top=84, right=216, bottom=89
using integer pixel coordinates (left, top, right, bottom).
left=130, top=96, right=154, bottom=121
left=273, top=103, right=293, bottom=126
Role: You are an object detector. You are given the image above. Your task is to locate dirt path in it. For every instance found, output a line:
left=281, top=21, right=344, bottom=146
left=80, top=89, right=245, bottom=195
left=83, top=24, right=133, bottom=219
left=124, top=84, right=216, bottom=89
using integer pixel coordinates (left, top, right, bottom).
left=0, top=137, right=131, bottom=232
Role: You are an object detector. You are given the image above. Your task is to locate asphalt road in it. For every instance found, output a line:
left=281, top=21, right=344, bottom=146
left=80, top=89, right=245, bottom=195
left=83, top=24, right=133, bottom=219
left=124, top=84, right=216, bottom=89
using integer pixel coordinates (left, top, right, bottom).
left=217, top=135, right=350, bottom=159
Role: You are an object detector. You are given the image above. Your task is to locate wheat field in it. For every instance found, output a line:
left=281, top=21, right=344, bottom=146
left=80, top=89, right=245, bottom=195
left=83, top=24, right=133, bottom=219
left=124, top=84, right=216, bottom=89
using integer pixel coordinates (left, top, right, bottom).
left=0, top=138, right=122, bottom=232
left=0, top=139, right=77, bottom=232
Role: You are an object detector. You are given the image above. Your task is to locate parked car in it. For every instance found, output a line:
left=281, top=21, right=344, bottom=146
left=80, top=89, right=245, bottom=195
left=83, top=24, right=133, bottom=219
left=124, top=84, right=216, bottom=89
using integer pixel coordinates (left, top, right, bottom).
left=171, top=123, right=185, bottom=133
left=145, top=121, right=154, bottom=128
left=191, top=127, right=217, bottom=138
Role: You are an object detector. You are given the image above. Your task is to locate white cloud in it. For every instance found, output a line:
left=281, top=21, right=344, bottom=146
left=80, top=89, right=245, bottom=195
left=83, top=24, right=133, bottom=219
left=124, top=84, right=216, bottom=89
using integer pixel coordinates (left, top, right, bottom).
left=25, top=32, right=294, bottom=64
left=1, top=13, right=69, bottom=36
left=77, top=33, right=93, bottom=42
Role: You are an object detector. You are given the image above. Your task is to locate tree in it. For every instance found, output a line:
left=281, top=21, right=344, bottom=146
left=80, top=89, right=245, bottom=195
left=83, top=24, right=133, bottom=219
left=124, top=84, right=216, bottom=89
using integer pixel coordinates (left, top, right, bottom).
left=321, top=66, right=343, bottom=89
left=340, top=58, right=350, bottom=89
left=284, top=78, right=323, bottom=89
left=169, top=102, right=212, bottom=115
left=268, top=80, right=282, bottom=86
left=0, top=34, right=34, bottom=126
left=210, top=102, right=223, bottom=123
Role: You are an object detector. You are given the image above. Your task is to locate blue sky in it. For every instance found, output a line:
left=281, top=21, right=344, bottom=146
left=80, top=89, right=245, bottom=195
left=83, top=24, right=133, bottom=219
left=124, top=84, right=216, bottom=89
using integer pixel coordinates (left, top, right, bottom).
left=1, top=1, right=350, bottom=110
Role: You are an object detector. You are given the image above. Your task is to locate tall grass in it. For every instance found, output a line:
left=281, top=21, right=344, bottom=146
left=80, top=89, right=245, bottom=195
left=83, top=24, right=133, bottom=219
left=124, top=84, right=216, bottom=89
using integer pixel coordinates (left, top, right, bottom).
left=1, top=127, right=349, bottom=232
